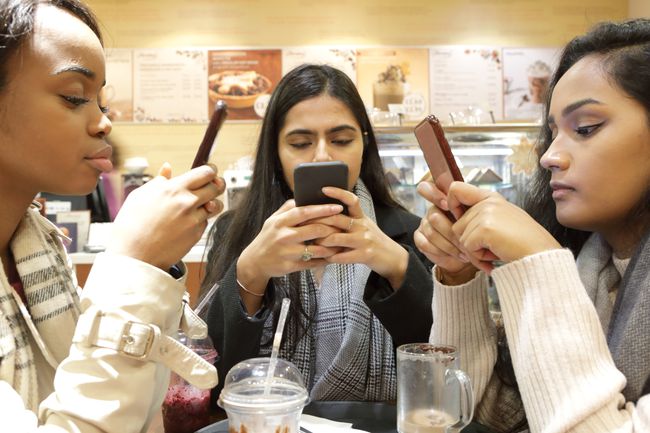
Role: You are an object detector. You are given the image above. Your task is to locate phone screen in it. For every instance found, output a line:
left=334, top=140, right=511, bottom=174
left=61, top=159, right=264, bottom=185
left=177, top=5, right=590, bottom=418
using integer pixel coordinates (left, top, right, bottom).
left=191, top=100, right=228, bottom=169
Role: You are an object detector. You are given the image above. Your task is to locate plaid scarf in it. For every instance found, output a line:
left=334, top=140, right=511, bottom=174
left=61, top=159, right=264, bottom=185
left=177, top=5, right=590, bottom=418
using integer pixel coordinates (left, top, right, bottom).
left=263, top=180, right=396, bottom=401
left=0, top=207, right=80, bottom=412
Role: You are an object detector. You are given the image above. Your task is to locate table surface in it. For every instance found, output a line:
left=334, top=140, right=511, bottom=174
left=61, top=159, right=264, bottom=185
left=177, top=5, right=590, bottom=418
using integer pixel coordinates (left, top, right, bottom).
left=196, top=401, right=493, bottom=433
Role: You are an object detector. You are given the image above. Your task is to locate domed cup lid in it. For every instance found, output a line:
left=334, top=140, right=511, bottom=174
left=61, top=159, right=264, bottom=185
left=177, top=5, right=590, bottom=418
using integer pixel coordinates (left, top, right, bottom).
left=219, top=357, right=308, bottom=413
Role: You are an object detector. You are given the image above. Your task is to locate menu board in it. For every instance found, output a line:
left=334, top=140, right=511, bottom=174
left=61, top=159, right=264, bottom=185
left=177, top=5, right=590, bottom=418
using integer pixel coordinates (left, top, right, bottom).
left=133, top=49, right=208, bottom=123
left=356, top=48, right=429, bottom=121
left=282, top=48, right=357, bottom=81
left=429, top=46, right=503, bottom=124
left=503, top=47, right=559, bottom=121
left=104, top=48, right=134, bottom=122
left=207, top=49, right=282, bottom=120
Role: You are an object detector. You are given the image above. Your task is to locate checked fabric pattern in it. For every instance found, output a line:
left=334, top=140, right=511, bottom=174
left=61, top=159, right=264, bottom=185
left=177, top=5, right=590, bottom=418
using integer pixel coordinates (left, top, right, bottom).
left=262, top=180, right=396, bottom=401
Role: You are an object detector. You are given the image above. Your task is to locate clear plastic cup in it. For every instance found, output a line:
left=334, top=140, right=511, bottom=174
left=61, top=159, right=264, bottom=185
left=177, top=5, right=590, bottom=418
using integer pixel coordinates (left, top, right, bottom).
left=218, top=357, right=309, bottom=433
left=162, top=332, right=218, bottom=433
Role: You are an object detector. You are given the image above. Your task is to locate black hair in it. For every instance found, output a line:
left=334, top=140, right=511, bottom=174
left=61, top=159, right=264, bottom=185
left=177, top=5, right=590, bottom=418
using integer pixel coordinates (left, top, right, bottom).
left=201, top=64, right=401, bottom=348
left=0, top=0, right=102, bottom=92
left=525, top=18, right=650, bottom=255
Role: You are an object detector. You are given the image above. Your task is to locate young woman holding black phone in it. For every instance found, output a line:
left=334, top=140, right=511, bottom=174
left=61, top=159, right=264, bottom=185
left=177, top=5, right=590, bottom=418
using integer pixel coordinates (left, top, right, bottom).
left=201, top=64, right=433, bottom=401
left=415, top=19, right=650, bottom=432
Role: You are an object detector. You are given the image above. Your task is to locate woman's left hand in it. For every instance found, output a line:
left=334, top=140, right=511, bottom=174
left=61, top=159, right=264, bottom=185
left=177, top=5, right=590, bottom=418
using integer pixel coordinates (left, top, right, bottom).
left=446, top=182, right=561, bottom=273
left=310, top=186, right=409, bottom=289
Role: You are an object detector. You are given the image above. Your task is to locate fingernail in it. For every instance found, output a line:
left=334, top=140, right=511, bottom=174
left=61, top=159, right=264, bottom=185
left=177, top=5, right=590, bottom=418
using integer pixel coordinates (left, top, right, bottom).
left=330, top=204, right=343, bottom=212
left=205, top=200, right=217, bottom=212
left=440, top=199, right=449, bottom=210
left=458, top=253, right=470, bottom=263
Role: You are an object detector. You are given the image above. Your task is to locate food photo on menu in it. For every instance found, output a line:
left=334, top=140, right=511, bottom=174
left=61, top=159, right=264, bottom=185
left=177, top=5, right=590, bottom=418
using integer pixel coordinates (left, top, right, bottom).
left=207, top=49, right=282, bottom=120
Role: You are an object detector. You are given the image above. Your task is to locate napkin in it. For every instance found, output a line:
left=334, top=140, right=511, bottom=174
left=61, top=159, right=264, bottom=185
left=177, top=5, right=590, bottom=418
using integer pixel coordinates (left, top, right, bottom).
left=300, top=414, right=369, bottom=433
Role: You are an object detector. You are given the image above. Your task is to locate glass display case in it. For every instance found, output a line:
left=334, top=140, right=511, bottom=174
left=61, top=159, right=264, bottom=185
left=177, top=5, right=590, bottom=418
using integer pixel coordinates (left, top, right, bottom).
left=376, top=123, right=541, bottom=216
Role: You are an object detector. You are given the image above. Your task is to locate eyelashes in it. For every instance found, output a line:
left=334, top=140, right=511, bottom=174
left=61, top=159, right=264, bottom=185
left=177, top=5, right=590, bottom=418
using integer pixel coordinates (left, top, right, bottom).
left=574, top=121, right=604, bottom=137
left=289, top=139, right=355, bottom=148
left=61, top=95, right=109, bottom=114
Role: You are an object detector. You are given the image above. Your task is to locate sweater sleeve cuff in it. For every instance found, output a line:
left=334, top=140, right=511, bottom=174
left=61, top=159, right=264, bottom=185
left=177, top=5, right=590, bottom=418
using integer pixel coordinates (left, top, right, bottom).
left=430, top=267, right=493, bottom=346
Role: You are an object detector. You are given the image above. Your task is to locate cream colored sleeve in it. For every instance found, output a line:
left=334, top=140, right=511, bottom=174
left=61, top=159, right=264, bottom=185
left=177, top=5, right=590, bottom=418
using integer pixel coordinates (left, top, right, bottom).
left=429, top=269, right=497, bottom=403
left=492, top=249, right=649, bottom=433
left=429, top=269, right=527, bottom=432
left=35, top=253, right=186, bottom=433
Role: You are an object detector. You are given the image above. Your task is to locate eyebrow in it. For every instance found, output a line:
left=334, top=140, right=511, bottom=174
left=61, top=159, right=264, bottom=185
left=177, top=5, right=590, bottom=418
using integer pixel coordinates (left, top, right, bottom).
left=285, top=124, right=358, bottom=137
left=548, top=98, right=603, bottom=124
left=53, top=65, right=96, bottom=79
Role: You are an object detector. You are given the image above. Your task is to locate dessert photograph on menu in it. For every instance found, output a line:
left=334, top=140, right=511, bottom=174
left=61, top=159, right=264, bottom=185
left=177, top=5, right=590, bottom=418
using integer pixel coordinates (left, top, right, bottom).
left=356, top=48, right=430, bottom=121
left=207, top=49, right=282, bottom=120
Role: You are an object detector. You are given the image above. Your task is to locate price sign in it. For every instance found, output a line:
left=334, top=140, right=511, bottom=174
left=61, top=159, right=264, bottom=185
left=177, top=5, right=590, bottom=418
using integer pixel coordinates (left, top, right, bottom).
left=254, top=94, right=271, bottom=118
left=403, top=93, right=426, bottom=118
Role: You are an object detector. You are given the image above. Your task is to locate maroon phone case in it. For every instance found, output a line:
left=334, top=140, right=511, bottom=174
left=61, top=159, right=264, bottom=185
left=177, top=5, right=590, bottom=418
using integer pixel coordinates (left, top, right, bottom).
left=414, top=115, right=464, bottom=186
left=191, top=100, right=228, bottom=169
left=414, top=114, right=465, bottom=220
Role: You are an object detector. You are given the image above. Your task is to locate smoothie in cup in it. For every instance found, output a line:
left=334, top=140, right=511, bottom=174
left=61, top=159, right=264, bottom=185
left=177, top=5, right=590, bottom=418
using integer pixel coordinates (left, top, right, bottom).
left=219, top=357, right=309, bottom=433
left=162, top=333, right=218, bottom=433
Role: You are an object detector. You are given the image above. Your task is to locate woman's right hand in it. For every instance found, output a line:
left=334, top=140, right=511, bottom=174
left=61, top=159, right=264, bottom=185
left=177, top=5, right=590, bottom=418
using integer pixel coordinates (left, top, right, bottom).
left=414, top=181, right=477, bottom=285
left=236, top=200, right=344, bottom=296
left=108, top=163, right=224, bottom=271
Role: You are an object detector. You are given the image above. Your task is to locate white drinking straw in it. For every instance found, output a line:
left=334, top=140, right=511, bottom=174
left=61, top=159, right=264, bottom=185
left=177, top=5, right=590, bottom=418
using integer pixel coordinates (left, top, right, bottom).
left=264, top=297, right=291, bottom=395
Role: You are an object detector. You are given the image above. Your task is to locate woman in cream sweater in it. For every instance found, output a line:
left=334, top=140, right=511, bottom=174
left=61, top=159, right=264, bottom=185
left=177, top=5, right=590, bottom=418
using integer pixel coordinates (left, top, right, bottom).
left=415, top=19, right=650, bottom=433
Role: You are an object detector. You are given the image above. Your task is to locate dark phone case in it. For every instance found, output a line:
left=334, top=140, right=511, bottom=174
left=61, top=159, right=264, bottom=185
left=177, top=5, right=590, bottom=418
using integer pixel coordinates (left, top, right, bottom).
left=293, top=162, right=349, bottom=212
left=191, top=100, right=228, bottom=169
left=414, top=115, right=466, bottom=220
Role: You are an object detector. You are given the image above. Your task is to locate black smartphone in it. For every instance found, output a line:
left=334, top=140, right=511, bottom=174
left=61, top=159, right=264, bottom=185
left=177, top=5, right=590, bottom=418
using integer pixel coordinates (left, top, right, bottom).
left=293, top=161, right=349, bottom=213
left=414, top=114, right=465, bottom=220
left=191, top=100, right=228, bottom=169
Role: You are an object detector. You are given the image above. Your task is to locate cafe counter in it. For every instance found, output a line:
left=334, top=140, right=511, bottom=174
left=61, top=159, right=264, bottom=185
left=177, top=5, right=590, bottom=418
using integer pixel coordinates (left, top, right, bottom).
left=69, top=245, right=209, bottom=306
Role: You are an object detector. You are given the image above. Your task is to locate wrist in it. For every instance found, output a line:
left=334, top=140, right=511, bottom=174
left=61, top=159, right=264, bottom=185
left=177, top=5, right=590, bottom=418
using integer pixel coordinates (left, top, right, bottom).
left=236, top=254, right=269, bottom=296
left=384, top=245, right=409, bottom=290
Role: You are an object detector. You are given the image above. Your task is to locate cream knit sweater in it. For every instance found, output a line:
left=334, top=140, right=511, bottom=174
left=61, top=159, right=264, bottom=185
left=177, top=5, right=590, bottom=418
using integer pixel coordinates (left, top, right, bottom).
left=430, top=249, right=650, bottom=433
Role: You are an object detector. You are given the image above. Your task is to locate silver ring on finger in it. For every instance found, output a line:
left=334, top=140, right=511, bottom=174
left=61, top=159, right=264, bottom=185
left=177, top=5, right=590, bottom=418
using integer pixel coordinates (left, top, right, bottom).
left=301, top=245, right=313, bottom=262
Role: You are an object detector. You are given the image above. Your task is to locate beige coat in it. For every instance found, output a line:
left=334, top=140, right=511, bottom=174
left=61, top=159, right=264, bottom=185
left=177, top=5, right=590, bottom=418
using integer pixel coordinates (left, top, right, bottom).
left=0, top=207, right=216, bottom=433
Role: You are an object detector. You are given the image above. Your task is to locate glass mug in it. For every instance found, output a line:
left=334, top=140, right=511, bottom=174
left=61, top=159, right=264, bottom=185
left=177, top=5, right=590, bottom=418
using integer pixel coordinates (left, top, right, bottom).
left=397, top=344, right=474, bottom=433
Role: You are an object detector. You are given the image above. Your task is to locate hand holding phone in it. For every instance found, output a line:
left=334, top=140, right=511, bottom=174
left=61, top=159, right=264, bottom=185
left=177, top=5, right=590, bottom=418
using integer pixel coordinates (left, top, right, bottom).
left=191, top=100, right=228, bottom=169
left=414, top=115, right=465, bottom=220
left=293, top=161, right=349, bottom=213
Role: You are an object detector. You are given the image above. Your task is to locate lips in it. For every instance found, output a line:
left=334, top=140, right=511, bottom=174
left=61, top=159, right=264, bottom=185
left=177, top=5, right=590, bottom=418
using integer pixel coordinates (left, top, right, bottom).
left=550, top=181, right=574, bottom=199
left=85, top=145, right=114, bottom=173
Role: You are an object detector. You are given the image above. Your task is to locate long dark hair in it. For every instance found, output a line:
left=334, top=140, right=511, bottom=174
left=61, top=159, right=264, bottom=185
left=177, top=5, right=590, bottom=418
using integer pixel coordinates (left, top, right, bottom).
left=524, top=18, right=650, bottom=255
left=0, top=0, right=102, bottom=92
left=201, top=64, right=401, bottom=346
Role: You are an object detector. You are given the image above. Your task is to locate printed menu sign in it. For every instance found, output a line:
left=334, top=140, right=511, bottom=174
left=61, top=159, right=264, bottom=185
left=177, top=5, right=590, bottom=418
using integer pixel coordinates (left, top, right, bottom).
left=133, top=49, right=208, bottom=123
left=282, top=48, right=357, bottom=81
left=429, top=46, right=503, bottom=124
left=207, top=49, right=282, bottom=120
left=503, top=47, right=559, bottom=121
left=356, top=48, right=429, bottom=121
left=104, top=48, right=133, bottom=122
